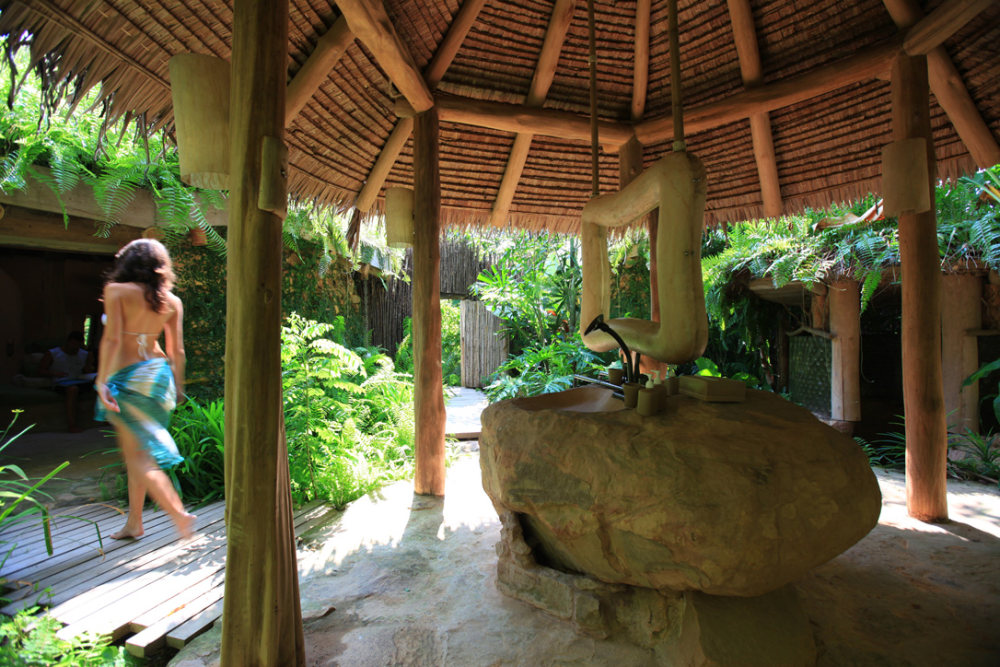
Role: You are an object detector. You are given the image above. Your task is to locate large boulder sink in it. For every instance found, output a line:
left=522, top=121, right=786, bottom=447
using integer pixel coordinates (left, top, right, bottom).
left=480, top=386, right=881, bottom=597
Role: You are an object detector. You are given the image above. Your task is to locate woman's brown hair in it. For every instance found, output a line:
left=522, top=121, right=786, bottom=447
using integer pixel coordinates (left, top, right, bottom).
left=106, top=239, right=176, bottom=313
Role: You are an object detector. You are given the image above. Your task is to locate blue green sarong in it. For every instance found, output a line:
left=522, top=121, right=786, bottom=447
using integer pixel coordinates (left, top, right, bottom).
left=94, top=358, right=184, bottom=469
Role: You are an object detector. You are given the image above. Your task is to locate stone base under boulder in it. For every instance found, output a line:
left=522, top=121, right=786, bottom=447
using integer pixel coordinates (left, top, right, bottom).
left=495, top=510, right=816, bottom=666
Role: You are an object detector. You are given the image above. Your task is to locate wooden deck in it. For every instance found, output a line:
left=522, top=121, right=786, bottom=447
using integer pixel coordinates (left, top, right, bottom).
left=0, top=500, right=335, bottom=657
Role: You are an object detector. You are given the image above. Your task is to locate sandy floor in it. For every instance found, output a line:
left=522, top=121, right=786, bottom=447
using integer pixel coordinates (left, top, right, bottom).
left=169, top=456, right=1000, bottom=667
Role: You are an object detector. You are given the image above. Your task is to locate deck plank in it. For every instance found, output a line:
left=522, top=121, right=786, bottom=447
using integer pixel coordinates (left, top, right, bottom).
left=2, top=498, right=338, bottom=655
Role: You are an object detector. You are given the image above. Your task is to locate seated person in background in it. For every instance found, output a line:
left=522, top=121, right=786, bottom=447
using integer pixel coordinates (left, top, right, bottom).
left=39, top=331, right=97, bottom=432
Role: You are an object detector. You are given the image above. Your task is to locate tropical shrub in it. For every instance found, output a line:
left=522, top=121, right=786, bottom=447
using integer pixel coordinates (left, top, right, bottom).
left=0, top=411, right=67, bottom=563
left=471, top=232, right=581, bottom=352
left=483, top=339, right=606, bottom=402
left=167, top=399, right=226, bottom=504
left=0, top=608, right=128, bottom=667
left=441, top=300, right=462, bottom=386
left=282, top=313, right=415, bottom=507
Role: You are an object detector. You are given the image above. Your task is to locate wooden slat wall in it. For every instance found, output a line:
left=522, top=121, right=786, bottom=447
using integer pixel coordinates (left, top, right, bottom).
left=359, top=239, right=496, bottom=356
left=460, top=299, right=507, bottom=388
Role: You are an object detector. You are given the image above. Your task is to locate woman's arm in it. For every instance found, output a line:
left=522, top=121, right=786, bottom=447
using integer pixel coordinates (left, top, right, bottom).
left=96, top=284, right=123, bottom=412
left=164, top=294, right=186, bottom=402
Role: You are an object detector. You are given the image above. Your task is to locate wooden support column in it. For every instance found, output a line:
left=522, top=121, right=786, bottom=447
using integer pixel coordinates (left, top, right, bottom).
left=222, top=1, right=304, bottom=665
left=893, top=52, right=947, bottom=522
left=412, top=108, right=446, bottom=496
left=882, top=0, right=1000, bottom=168
left=829, top=279, right=861, bottom=423
left=941, top=273, right=982, bottom=434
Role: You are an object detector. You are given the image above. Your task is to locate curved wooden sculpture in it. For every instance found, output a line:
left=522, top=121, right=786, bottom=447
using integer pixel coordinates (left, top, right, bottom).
left=580, top=150, right=708, bottom=364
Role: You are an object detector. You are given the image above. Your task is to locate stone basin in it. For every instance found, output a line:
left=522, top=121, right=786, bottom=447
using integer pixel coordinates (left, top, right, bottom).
left=480, top=386, right=882, bottom=597
left=510, top=385, right=625, bottom=413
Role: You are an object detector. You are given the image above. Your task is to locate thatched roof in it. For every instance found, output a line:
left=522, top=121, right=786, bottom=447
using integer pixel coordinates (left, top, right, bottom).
left=2, top=0, right=998, bottom=233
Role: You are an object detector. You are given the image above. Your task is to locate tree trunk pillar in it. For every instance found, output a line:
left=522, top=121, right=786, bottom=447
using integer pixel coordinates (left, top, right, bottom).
left=413, top=108, right=446, bottom=495
left=221, top=1, right=305, bottom=665
left=941, top=272, right=982, bottom=434
left=829, top=279, right=861, bottom=423
left=893, top=52, right=948, bottom=522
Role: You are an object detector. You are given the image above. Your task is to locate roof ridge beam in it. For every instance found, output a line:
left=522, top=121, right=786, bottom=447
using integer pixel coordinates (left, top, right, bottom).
left=882, top=0, right=1000, bottom=167
left=353, top=0, right=488, bottom=215
left=490, top=0, right=578, bottom=226
left=726, top=0, right=782, bottom=218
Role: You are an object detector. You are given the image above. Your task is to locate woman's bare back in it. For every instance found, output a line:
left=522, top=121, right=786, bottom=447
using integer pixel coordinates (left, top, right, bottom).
left=103, top=282, right=184, bottom=374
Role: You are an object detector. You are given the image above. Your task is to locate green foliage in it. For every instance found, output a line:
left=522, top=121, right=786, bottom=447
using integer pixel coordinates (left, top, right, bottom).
left=441, top=300, right=462, bottom=386
left=484, top=339, right=606, bottom=402
left=855, top=418, right=907, bottom=469
left=281, top=314, right=414, bottom=507
left=0, top=41, right=227, bottom=246
left=168, top=237, right=363, bottom=402
left=471, top=232, right=582, bottom=352
left=0, top=411, right=68, bottom=563
left=948, top=429, right=1000, bottom=485
left=394, top=317, right=414, bottom=376
left=167, top=399, right=226, bottom=504
left=0, top=608, right=129, bottom=667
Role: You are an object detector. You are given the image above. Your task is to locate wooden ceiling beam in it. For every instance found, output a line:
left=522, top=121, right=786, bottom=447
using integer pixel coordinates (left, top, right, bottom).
left=490, top=0, right=577, bottom=226
left=636, top=36, right=902, bottom=145
left=727, top=0, right=782, bottom=219
left=903, top=0, right=995, bottom=56
left=334, top=0, right=434, bottom=113
left=399, top=94, right=634, bottom=148
left=353, top=0, right=487, bottom=214
left=0, top=168, right=226, bottom=228
left=632, top=0, right=651, bottom=122
left=882, top=0, right=1000, bottom=168
left=285, top=16, right=353, bottom=126
left=0, top=205, right=142, bottom=254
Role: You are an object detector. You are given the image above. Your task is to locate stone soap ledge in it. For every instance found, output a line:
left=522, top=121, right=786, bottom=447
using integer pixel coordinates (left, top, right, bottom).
left=480, top=388, right=882, bottom=597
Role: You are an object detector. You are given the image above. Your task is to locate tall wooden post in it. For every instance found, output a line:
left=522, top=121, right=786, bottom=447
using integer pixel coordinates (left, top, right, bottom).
left=829, top=279, right=861, bottom=423
left=893, top=53, right=948, bottom=522
left=413, top=108, right=446, bottom=495
left=222, top=1, right=305, bottom=664
left=941, top=273, right=982, bottom=434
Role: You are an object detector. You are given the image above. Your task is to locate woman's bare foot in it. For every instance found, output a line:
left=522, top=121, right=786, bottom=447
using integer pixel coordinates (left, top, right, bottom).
left=111, top=524, right=144, bottom=540
left=175, top=513, right=196, bottom=540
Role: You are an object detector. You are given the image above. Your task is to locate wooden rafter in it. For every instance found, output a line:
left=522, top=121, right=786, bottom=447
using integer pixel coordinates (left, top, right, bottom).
left=285, top=16, right=353, bottom=126
left=403, top=94, right=634, bottom=148
left=636, top=36, right=903, bottom=145
left=335, top=0, right=433, bottom=113
left=353, top=0, right=488, bottom=215
left=632, top=0, right=650, bottom=122
left=903, top=0, right=996, bottom=56
left=882, top=0, right=1000, bottom=168
left=490, top=0, right=577, bottom=227
left=726, top=0, right=782, bottom=219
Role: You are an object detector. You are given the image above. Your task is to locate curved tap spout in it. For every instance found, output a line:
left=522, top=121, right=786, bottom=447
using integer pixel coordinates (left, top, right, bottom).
left=585, top=314, right=636, bottom=384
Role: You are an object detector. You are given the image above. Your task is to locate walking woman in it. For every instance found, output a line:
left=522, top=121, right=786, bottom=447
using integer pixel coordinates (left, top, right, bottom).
left=95, top=238, right=195, bottom=540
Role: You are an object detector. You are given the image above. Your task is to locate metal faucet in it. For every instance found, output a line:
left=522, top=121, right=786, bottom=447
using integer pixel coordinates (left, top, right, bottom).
left=584, top=314, right=638, bottom=384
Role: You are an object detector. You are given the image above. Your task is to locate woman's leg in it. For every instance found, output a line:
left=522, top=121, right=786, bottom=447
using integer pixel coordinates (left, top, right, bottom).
left=114, top=420, right=195, bottom=539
